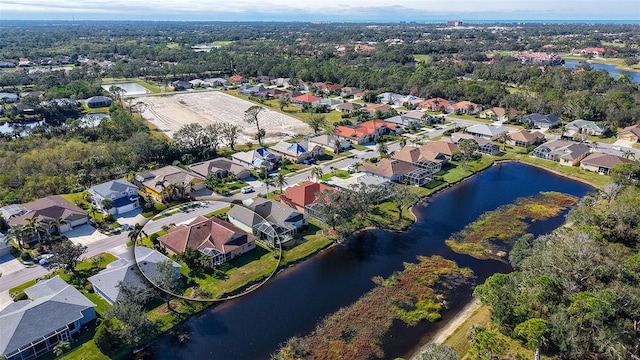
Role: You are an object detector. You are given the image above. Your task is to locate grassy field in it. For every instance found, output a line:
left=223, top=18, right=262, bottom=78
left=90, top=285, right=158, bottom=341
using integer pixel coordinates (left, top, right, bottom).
left=413, top=54, right=432, bottom=63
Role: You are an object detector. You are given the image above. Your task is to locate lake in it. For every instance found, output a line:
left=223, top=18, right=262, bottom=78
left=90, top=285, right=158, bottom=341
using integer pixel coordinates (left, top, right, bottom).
left=146, top=162, right=593, bottom=360
left=563, top=59, right=640, bottom=83
left=102, top=82, right=152, bottom=96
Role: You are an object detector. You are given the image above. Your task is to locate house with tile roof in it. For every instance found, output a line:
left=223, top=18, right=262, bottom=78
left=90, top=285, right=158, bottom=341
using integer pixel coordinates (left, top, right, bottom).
left=8, top=196, right=88, bottom=239
left=420, top=140, right=460, bottom=160
left=465, top=124, right=510, bottom=141
left=532, top=140, right=591, bottom=166
left=520, top=113, right=561, bottom=129
left=88, top=179, right=140, bottom=215
left=227, top=199, right=305, bottom=247
left=88, top=247, right=180, bottom=305
left=446, top=101, right=479, bottom=115
left=277, top=181, right=336, bottom=213
left=231, top=148, right=281, bottom=170
left=580, top=153, right=640, bottom=175
left=188, top=158, right=252, bottom=180
left=362, top=104, right=392, bottom=117
left=479, top=107, right=518, bottom=122
left=359, top=158, right=432, bottom=186
left=618, top=124, right=640, bottom=143
left=0, top=276, right=96, bottom=360
left=385, top=110, right=427, bottom=129
left=158, top=216, right=255, bottom=266
left=134, top=166, right=206, bottom=202
left=392, top=146, right=445, bottom=174
left=416, top=98, right=451, bottom=112
left=340, top=87, right=360, bottom=97
left=229, top=74, right=247, bottom=84
left=332, top=119, right=399, bottom=144
left=335, top=102, right=363, bottom=114
left=508, top=130, right=546, bottom=148
left=291, top=94, right=322, bottom=105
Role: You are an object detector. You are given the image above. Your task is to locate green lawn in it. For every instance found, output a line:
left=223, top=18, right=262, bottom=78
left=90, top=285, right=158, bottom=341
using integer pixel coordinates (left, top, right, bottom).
left=413, top=54, right=432, bottom=63
left=320, top=169, right=350, bottom=180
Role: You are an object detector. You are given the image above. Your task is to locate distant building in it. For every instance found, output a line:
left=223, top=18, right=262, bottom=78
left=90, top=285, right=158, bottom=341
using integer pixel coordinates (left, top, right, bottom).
left=447, top=20, right=463, bottom=26
left=85, top=96, right=113, bottom=108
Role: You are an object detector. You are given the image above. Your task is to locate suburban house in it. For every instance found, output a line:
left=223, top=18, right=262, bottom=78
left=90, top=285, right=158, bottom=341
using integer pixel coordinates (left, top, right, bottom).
left=420, top=141, right=459, bottom=160
left=189, top=158, right=252, bottom=180
left=277, top=181, right=336, bottom=213
left=158, top=216, right=256, bottom=267
left=229, top=75, right=247, bottom=84
left=134, top=166, right=206, bottom=202
left=311, top=98, right=343, bottom=110
left=335, top=102, right=363, bottom=114
left=257, top=88, right=286, bottom=99
left=340, top=87, right=360, bottom=97
left=170, top=80, right=191, bottom=91
left=271, top=78, right=292, bottom=88
left=617, top=124, right=640, bottom=143
left=332, top=119, right=399, bottom=144
left=85, top=96, right=113, bottom=109
left=392, top=146, right=445, bottom=174
left=363, top=104, right=392, bottom=117
left=238, top=84, right=267, bottom=96
left=269, top=141, right=323, bottom=164
left=203, top=77, right=232, bottom=87
left=450, top=133, right=499, bottom=155
left=564, top=119, right=609, bottom=138
left=314, top=83, right=342, bottom=95
left=8, top=196, right=88, bottom=238
left=88, top=179, right=140, bottom=215
left=332, top=173, right=391, bottom=193
left=508, top=130, right=546, bottom=148
left=417, top=97, right=451, bottom=112
left=308, top=134, right=351, bottom=153
left=88, top=247, right=180, bottom=305
left=446, top=101, right=479, bottom=115
left=377, top=92, right=404, bottom=106
left=385, top=110, right=426, bottom=128
left=359, top=158, right=432, bottom=186
left=580, top=153, right=640, bottom=175
left=465, top=124, right=510, bottom=141
left=0, top=233, right=12, bottom=257
left=479, top=107, right=518, bottom=122
left=228, top=199, right=306, bottom=246
left=232, top=148, right=281, bottom=170
left=0, top=276, right=96, bottom=360
left=291, top=94, right=322, bottom=105
left=255, top=75, right=271, bottom=85
left=520, top=113, right=561, bottom=129
left=532, top=140, right=591, bottom=166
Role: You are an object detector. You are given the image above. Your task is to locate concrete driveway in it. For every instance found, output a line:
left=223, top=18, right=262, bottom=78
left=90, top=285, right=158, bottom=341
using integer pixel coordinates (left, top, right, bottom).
left=0, top=254, right=24, bottom=277
left=65, top=224, right=108, bottom=246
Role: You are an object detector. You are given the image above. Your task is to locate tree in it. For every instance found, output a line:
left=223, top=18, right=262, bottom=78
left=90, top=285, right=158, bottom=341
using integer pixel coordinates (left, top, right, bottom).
left=273, top=173, right=288, bottom=194
left=0, top=214, right=8, bottom=233
left=203, top=123, right=222, bottom=156
left=376, top=140, right=389, bottom=158
left=310, top=167, right=324, bottom=182
left=415, top=343, right=459, bottom=360
left=599, top=182, right=624, bottom=204
left=278, top=96, right=290, bottom=111
left=109, top=85, right=125, bottom=101
left=50, top=241, right=88, bottom=273
left=101, top=198, right=114, bottom=214
left=76, top=169, right=95, bottom=189
left=221, top=123, right=242, bottom=151
left=622, top=150, right=635, bottom=160
left=399, top=137, right=407, bottom=148
left=7, top=224, right=28, bottom=249
left=308, top=114, right=327, bottom=134
left=105, top=283, right=157, bottom=346
left=153, top=259, right=183, bottom=313
left=334, top=139, right=342, bottom=154
left=514, top=318, right=548, bottom=360
left=173, top=123, right=207, bottom=157
left=468, top=325, right=507, bottom=360
left=263, top=177, right=275, bottom=194
left=49, top=217, right=69, bottom=240
left=389, top=182, right=418, bottom=221
left=458, top=138, right=478, bottom=170
left=497, top=132, right=512, bottom=151
left=53, top=341, right=70, bottom=359
left=128, top=223, right=148, bottom=245
left=245, top=105, right=266, bottom=146
left=24, top=216, right=44, bottom=244
left=155, top=179, right=169, bottom=201
left=609, top=163, right=640, bottom=185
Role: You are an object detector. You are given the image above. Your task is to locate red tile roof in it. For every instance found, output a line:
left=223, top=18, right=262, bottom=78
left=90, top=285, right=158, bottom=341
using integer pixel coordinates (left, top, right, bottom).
left=279, top=181, right=336, bottom=209
left=292, top=94, right=322, bottom=103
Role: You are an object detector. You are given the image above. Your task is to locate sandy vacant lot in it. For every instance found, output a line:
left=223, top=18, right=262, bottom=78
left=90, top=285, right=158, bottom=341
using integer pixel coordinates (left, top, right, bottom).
left=138, top=91, right=311, bottom=144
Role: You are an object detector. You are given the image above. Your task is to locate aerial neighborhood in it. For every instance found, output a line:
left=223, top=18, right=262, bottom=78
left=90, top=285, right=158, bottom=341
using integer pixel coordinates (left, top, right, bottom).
left=0, top=20, right=639, bottom=360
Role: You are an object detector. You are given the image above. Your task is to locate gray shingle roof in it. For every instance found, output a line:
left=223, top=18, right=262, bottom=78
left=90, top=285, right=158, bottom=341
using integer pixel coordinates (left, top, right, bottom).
left=89, top=179, right=138, bottom=199
left=0, top=276, right=95, bottom=356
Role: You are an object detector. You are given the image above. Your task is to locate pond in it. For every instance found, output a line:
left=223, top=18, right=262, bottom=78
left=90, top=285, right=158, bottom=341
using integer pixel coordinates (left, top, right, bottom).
left=102, top=82, right=152, bottom=96
left=563, top=59, right=640, bottom=83
left=0, top=120, right=44, bottom=136
left=146, top=162, right=593, bottom=360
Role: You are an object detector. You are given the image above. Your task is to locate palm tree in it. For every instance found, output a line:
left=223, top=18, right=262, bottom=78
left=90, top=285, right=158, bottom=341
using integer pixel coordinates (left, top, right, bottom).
left=7, top=224, right=27, bottom=249
left=622, top=150, right=635, bottom=160
left=399, top=137, right=407, bottom=148
left=273, top=173, right=288, bottom=194
left=155, top=179, right=168, bottom=202
left=377, top=141, right=389, bottom=158
left=205, top=174, right=221, bottom=191
left=497, top=132, right=512, bottom=151
left=49, top=217, right=69, bottom=240
left=310, top=167, right=324, bottom=182
left=101, top=198, right=114, bottom=215
left=128, top=223, right=148, bottom=245
left=263, top=177, right=275, bottom=195
left=187, top=181, right=197, bottom=196
left=24, top=216, right=44, bottom=244
left=87, top=203, right=99, bottom=224
left=334, top=139, right=343, bottom=154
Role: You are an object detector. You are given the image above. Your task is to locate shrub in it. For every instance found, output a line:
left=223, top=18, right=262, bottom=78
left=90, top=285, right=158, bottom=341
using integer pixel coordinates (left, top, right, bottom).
left=20, top=252, right=31, bottom=261
left=85, top=283, right=94, bottom=293
left=95, top=321, right=122, bottom=353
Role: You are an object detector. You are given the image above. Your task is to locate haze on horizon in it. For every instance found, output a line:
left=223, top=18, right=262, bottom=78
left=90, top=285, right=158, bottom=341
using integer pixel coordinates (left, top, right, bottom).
left=1, top=0, right=638, bottom=22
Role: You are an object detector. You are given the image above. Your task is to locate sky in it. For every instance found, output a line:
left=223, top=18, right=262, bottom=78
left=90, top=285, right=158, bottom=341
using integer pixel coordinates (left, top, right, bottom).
left=0, top=0, right=638, bottom=22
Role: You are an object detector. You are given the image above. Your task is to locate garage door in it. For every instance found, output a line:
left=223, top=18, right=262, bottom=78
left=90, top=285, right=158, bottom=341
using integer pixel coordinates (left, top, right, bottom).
left=117, top=203, right=136, bottom=214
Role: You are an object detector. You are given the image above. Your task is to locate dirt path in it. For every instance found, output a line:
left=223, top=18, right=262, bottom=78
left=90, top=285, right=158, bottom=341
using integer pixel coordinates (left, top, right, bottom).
left=410, top=300, right=481, bottom=359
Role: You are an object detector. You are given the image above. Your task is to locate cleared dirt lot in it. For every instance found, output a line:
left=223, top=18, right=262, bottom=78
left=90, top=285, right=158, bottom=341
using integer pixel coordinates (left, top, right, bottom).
left=138, top=91, right=311, bottom=144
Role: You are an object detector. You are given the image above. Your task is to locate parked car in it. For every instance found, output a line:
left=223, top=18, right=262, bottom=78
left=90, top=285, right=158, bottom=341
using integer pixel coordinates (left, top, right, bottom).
left=241, top=186, right=254, bottom=194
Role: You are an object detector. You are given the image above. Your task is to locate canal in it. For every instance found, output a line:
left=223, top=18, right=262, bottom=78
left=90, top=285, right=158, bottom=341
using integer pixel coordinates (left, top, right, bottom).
left=147, top=162, right=594, bottom=359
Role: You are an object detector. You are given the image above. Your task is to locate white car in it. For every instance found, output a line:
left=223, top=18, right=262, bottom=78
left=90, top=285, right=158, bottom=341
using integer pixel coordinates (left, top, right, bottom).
left=613, top=146, right=622, bottom=151
left=241, top=186, right=254, bottom=194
